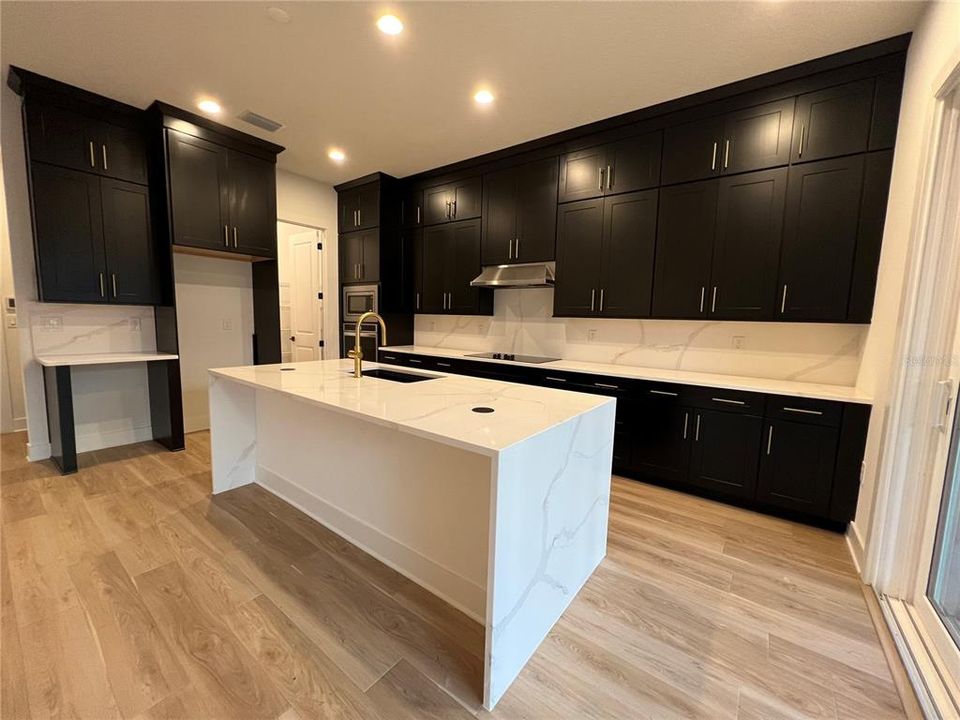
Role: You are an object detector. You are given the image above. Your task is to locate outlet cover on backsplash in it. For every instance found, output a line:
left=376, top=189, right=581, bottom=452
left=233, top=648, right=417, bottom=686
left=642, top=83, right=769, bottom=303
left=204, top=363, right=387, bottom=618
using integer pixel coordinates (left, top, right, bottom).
left=412, top=288, right=866, bottom=386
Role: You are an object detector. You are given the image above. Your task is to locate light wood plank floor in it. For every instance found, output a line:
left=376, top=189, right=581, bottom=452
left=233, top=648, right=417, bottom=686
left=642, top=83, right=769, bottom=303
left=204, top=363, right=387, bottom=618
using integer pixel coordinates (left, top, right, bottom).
left=0, top=431, right=909, bottom=719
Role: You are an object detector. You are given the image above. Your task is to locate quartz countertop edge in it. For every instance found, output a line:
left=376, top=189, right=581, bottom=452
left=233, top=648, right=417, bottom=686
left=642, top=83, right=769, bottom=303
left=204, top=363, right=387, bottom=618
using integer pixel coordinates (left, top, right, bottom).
left=208, top=360, right=615, bottom=458
left=35, top=351, right=179, bottom=367
left=379, top=345, right=872, bottom=404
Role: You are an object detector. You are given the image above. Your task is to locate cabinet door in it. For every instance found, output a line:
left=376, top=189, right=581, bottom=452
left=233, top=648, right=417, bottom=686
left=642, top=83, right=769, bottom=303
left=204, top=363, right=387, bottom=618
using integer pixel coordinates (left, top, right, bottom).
left=777, top=156, right=864, bottom=321
left=599, top=190, right=658, bottom=317
left=339, top=231, right=364, bottom=283
left=409, top=229, right=424, bottom=312
left=451, top=177, right=482, bottom=221
left=400, top=189, right=423, bottom=227
left=167, top=130, right=230, bottom=251
left=25, top=100, right=99, bottom=174
left=630, top=396, right=692, bottom=485
left=423, top=185, right=452, bottom=225
left=689, top=409, right=763, bottom=500
left=710, top=167, right=787, bottom=320
left=721, top=98, right=794, bottom=175
left=558, top=145, right=606, bottom=202
left=339, top=188, right=361, bottom=231
left=516, top=157, right=559, bottom=262
left=661, top=115, right=725, bottom=185
left=481, top=166, right=518, bottom=265
left=228, top=150, right=277, bottom=257
left=848, top=151, right=893, bottom=323
left=99, top=121, right=149, bottom=184
left=757, top=420, right=838, bottom=516
left=554, top=199, right=603, bottom=316
left=30, top=163, right=107, bottom=303
left=870, top=71, right=903, bottom=151
left=605, top=132, right=662, bottom=194
left=420, top=225, right=449, bottom=312
left=792, top=78, right=875, bottom=163
left=652, top=180, right=717, bottom=318
left=101, top=178, right=159, bottom=305
left=447, top=219, right=484, bottom=313
left=360, top=229, right=380, bottom=283
left=356, top=183, right=380, bottom=230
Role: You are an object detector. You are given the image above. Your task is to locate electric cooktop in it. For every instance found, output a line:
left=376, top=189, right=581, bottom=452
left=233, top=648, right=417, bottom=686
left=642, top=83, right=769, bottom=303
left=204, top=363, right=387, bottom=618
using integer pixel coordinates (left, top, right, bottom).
left=467, top=352, right=560, bottom=364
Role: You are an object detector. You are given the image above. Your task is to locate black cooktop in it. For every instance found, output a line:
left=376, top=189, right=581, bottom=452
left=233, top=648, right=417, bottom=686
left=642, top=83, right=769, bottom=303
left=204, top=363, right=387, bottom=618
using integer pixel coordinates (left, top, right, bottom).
left=467, top=352, right=560, bottom=364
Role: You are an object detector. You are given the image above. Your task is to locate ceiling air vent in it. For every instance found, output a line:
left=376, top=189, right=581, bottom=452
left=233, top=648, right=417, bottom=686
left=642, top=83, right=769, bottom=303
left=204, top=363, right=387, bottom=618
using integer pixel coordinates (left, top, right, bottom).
left=237, top=110, right=283, bottom=133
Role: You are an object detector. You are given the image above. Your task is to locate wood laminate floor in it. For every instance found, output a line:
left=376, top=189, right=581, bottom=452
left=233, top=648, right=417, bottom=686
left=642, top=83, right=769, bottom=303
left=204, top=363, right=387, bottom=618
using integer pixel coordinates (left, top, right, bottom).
left=0, top=431, right=909, bottom=719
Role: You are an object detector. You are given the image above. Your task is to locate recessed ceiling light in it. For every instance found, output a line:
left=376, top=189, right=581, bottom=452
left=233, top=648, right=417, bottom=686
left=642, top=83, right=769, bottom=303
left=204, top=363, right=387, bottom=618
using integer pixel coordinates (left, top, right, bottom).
left=267, top=7, right=290, bottom=23
left=474, top=89, right=495, bottom=105
left=376, top=14, right=403, bottom=35
left=197, top=99, right=222, bottom=114
left=328, top=148, right=346, bottom=163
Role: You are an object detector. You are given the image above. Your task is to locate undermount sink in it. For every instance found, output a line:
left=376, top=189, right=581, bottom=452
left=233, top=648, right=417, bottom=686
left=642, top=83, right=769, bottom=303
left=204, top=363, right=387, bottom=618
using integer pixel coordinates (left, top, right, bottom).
left=358, top=368, right=437, bottom=383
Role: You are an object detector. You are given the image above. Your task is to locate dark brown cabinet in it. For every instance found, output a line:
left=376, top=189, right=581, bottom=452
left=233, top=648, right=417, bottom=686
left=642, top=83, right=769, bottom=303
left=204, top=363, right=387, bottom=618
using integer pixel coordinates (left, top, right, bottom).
left=792, top=78, right=875, bottom=163
left=167, top=129, right=277, bottom=258
left=339, top=229, right=379, bottom=284
left=709, top=167, right=788, bottom=320
left=662, top=99, right=793, bottom=185
left=629, top=392, right=692, bottom=486
left=688, top=409, right=763, bottom=500
left=30, top=163, right=159, bottom=305
left=26, top=99, right=148, bottom=184
left=400, top=189, right=423, bottom=227
left=652, top=179, right=718, bottom=318
left=870, top=72, right=904, bottom=151
left=777, top=156, right=865, bottom=321
left=482, top=157, right=559, bottom=265
left=339, top=182, right=380, bottom=231
left=558, top=132, right=661, bottom=202
left=555, top=189, right=658, bottom=317
left=758, top=419, right=839, bottom=515
left=423, top=177, right=482, bottom=225
left=420, top=219, right=491, bottom=315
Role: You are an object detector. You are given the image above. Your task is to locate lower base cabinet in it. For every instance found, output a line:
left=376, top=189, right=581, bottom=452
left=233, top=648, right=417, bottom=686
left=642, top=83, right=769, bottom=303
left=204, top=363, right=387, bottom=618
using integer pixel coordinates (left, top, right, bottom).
left=378, top=351, right=869, bottom=528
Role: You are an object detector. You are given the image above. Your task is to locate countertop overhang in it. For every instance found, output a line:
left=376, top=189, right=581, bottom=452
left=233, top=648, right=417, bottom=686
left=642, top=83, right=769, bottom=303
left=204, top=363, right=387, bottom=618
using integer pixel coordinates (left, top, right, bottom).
left=209, top=359, right=613, bottom=457
left=379, top=345, right=872, bottom=405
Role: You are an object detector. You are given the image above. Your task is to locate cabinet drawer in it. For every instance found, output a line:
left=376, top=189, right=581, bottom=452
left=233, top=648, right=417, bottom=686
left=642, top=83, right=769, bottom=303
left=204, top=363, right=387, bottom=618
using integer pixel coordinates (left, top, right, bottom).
left=636, top=381, right=693, bottom=404
left=765, top=396, right=842, bottom=427
left=377, top=351, right=406, bottom=366
left=689, top=387, right=765, bottom=414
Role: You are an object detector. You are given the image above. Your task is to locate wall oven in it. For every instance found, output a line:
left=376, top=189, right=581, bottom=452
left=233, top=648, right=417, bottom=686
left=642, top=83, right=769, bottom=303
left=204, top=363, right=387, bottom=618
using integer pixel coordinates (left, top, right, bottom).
left=342, top=284, right=378, bottom=323
left=342, top=322, right=380, bottom=359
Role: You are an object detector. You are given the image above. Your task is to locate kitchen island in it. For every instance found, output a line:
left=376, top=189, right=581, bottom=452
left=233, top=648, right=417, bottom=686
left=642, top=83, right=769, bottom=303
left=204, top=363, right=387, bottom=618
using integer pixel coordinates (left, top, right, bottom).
left=208, top=358, right=615, bottom=709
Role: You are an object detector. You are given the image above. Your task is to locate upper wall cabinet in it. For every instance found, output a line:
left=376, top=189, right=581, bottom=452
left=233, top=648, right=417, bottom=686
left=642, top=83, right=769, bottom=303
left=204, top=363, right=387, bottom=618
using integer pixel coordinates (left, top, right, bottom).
left=791, top=78, right=875, bottom=163
left=662, top=98, right=794, bottom=185
left=558, top=131, right=661, bottom=202
left=400, top=188, right=423, bottom=227
left=423, top=177, right=482, bottom=225
left=420, top=219, right=492, bottom=315
left=482, top=157, right=559, bottom=265
left=166, top=128, right=278, bottom=258
left=25, top=99, right=149, bottom=185
left=338, top=182, right=380, bottom=231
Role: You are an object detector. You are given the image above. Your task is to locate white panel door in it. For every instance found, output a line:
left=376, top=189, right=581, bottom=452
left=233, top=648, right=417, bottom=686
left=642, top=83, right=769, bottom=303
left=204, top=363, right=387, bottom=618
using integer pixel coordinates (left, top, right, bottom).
left=289, top=229, right=322, bottom=361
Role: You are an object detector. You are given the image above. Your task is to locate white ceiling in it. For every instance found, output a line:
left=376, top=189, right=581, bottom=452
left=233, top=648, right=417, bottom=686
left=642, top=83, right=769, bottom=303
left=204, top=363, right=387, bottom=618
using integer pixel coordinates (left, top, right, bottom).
left=1, top=1, right=923, bottom=185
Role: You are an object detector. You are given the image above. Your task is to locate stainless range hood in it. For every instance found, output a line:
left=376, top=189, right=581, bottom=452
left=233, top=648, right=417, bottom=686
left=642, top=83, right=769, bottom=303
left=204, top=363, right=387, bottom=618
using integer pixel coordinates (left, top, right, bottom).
left=470, top=262, right=555, bottom=289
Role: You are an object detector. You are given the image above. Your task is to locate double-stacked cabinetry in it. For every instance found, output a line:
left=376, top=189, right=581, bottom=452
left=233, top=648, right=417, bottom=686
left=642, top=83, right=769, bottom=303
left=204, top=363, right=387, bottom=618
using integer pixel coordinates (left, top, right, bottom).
left=378, top=350, right=870, bottom=528
left=16, top=73, right=163, bottom=305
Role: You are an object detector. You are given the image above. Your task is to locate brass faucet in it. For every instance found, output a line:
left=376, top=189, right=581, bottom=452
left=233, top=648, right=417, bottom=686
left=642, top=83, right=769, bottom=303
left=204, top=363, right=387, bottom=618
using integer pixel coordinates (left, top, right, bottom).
left=348, top=311, right=388, bottom=378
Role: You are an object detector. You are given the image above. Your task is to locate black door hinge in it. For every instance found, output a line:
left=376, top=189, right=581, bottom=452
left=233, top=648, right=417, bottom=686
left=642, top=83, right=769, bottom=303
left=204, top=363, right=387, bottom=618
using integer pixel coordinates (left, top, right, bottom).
left=317, top=242, right=322, bottom=250
left=318, top=340, right=325, bottom=348
left=317, top=292, right=323, bottom=300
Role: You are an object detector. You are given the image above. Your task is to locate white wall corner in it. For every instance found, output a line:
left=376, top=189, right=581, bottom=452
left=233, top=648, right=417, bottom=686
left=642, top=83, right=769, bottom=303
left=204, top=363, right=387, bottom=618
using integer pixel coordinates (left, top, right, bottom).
left=846, top=520, right=866, bottom=578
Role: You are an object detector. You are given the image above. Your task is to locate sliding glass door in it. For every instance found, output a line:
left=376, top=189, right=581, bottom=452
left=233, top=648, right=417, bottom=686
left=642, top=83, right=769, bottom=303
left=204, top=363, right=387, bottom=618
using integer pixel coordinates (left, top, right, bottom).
left=929, top=402, right=960, bottom=648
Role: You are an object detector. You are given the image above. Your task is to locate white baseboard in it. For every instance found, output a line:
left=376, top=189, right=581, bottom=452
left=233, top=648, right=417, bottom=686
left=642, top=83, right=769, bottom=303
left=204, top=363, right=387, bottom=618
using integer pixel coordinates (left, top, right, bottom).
left=846, top=520, right=866, bottom=577
left=75, top=424, right=153, bottom=454
left=256, top=464, right=486, bottom=623
left=26, top=439, right=51, bottom=462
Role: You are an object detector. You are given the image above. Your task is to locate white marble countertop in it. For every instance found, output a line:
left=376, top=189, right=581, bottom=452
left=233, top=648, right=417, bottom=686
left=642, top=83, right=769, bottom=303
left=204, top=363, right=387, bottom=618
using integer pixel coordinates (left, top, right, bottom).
left=209, top=359, right=613, bottom=457
left=380, top=345, right=873, bottom=404
left=35, top=351, right=179, bottom=367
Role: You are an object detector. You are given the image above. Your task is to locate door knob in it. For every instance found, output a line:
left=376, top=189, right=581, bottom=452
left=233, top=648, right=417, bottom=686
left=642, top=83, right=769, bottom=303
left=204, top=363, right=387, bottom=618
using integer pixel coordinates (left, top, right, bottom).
left=289, top=336, right=295, bottom=341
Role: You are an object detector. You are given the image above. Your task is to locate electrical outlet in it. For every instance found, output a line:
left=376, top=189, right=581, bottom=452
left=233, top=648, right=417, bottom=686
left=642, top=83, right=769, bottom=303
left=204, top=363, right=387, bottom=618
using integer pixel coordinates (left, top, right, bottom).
left=222, top=319, right=233, bottom=331
left=732, top=336, right=745, bottom=350
left=129, top=317, right=141, bottom=332
left=41, top=316, right=62, bottom=331
left=6, top=316, right=16, bottom=328
left=587, top=328, right=598, bottom=343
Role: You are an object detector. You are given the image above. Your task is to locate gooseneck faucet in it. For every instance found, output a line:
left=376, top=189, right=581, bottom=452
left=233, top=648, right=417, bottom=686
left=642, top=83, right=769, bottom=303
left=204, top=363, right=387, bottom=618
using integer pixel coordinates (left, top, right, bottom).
left=348, top=311, right=388, bottom=378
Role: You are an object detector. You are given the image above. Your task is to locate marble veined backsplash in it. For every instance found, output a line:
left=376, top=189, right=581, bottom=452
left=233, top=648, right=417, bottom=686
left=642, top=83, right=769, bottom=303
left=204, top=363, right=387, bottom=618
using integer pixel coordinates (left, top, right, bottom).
left=30, top=303, right=157, bottom=356
left=413, top=289, right=866, bottom=386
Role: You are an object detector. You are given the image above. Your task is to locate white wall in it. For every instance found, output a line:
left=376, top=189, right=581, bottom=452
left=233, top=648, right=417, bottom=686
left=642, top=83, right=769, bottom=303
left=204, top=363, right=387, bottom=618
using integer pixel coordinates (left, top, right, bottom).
left=0, top=155, right=26, bottom=434
left=852, top=1, right=960, bottom=551
left=415, top=290, right=866, bottom=385
left=276, top=170, right=339, bottom=358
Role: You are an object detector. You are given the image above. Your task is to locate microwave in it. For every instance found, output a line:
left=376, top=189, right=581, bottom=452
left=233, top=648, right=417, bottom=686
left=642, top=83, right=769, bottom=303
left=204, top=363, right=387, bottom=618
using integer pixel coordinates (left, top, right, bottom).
left=342, top=284, right=378, bottom=322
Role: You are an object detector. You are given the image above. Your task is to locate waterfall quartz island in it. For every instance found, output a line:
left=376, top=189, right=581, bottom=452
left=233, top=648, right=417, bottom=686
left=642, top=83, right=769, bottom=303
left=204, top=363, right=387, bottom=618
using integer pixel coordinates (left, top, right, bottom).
left=208, top=358, right=615, bottom=709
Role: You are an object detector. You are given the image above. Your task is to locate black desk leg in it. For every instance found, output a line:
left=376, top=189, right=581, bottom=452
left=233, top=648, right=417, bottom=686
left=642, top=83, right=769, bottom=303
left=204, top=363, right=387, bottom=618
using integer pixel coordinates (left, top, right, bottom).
left=148, top=359, right=185, bottom=452
left=43, top=365, right=77, bottom=474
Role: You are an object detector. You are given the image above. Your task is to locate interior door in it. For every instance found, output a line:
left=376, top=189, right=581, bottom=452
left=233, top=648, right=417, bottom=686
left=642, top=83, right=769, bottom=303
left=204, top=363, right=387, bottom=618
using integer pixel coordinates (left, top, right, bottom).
left=710, top=167, right=787, bottom=320
left=100, top=177, right=159, bottom=305
left=228, top=149, right=277, bottom=257
left=167, top=129, right=230, bottom=251
left=554, top=198, right=603, bottom=316
left=289, top=229, right=321, bottom=361
left=599, top=189, right=658, bottom=317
